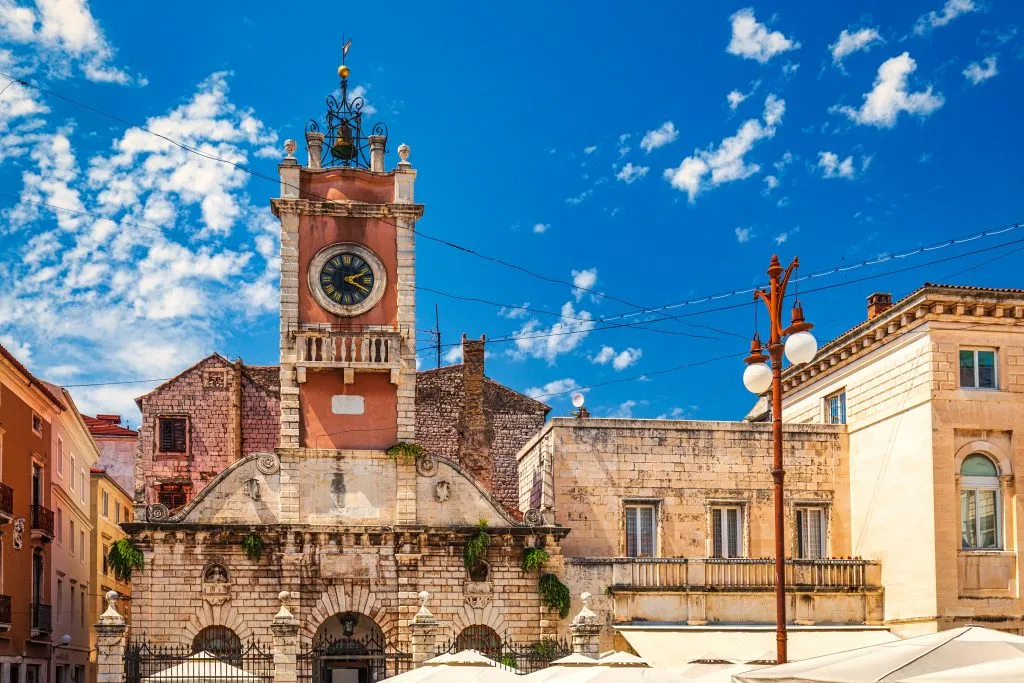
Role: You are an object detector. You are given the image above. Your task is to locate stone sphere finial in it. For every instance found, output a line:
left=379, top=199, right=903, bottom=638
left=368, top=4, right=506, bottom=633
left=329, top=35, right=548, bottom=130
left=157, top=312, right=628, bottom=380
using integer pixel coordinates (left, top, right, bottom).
left=284, top=139, right=297, bottom=158
left=279, top=590, right=290, bottom=604
left=418, top=590, right=430, bottom=608
left=105, top=590, right=119, bottom=612
left=581, top=591, right=592, bottom=607
left=398, top=143, right=410, bottom=163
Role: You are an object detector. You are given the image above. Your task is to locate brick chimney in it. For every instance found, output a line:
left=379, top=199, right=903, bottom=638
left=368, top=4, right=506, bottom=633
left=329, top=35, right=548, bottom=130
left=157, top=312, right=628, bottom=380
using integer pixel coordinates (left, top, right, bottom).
left=458, top=335, right=491, bottom=489
left=95, top=414, right=121, bottom=425
left=867, top=292, right=893, bottom=320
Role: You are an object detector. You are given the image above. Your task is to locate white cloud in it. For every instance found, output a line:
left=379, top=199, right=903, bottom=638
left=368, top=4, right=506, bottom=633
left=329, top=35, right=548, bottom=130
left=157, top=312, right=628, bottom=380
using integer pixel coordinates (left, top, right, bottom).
left=0, top=0, right=142, bottom=84
left=0, top=333, right=32, bottom=363
left=497, top=303, right=530, bottom=320
left=774, top=227, right=799, bottom=244
left=616, top=162, right=650, bottom=184
left=640, top=121, right=678, bottom=153
left=617, top=133, right=631, bottom=157
left=830, top=27, right=883, bottom=66
left=443, top=345, right=463, bottom=365
left=817, top=151, right=856, bottom=179
left=663, top=94, right=785, bottom=202
left=913, top=0, right=978, bottom=35
left=533, top=222, right=550, bottom=234
left=726, top=81, right=761, bottom=110
left=735, top=226, right=755, bottom=243
left=524, top=377, right=581, bottom=401
left=762, top=175, right=779, bottom=191
left=612, top=347, right=642, bottom=371
left=963, top=56, right=998, bottom=85
left=727, top=8, right=800, bottom=63
left=511, top=301, right=595, bottom=365
left=571, top=268, right=598, bottom=301
left=583, top=145, right=597, bottom=154
left=832, top=52, right=944, bottom=128
left=607, top=400, right=638, bottom=418
left=591, top=346, right=614, bottom=364
left=565, top=188, right=593, bottom=205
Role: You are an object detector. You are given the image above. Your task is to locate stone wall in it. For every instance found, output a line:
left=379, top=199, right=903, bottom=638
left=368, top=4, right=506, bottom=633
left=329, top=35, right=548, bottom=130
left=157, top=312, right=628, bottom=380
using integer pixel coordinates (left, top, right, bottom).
left=416, top=360, right=549, bottom=511
left=134, top=355, right=280, bottom=506
left=517, top=418, right=850, bottom=559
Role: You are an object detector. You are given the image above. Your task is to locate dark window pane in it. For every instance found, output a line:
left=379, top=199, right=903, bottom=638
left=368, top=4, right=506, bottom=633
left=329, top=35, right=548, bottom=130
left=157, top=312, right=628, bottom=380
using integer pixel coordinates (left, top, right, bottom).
left=978, top=351, right=996, bottom=388
left=712, top=508, right=723, bottom=558
left=961, top=490, right=977, bottom=549
left=159, top=418, right=187, bottom=453
left=625, top=507, right=637, bottom=557
left=726, top=508, right=740, bottom=557
left=959, top=350, right=976, bottom=387
left=961, top=454, right=998, bottom=477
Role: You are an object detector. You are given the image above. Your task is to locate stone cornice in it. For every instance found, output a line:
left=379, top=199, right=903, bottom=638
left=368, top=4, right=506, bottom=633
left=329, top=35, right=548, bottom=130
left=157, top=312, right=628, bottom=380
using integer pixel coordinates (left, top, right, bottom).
left=781, top=287, right=1024, bottom=395
left=271, top=198, right=424, bottom=220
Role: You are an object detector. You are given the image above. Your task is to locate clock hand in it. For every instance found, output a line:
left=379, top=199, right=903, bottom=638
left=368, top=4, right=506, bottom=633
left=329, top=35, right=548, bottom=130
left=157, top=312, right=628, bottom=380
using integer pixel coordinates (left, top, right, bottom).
left=343, top=269, right=369, bottom=284
left=351, top=281, right=370, bottom=293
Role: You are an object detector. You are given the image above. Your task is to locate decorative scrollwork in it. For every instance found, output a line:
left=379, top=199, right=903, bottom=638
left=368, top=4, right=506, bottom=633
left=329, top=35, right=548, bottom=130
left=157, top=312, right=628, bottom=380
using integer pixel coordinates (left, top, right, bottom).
left=415, top=453, right=438, bottom=477
left=256, top=453, right=280, bottom=475
left=523, top=508, right=543, bottom=527
left=148, top=504, right=169, bottom=521
left=306, top=52, right=388, bottom=170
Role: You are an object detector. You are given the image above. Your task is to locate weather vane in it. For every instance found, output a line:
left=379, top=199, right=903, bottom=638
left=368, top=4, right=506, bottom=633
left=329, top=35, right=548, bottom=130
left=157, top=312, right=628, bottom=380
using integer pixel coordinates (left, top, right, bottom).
left=305, top=37, right=388, bottom=170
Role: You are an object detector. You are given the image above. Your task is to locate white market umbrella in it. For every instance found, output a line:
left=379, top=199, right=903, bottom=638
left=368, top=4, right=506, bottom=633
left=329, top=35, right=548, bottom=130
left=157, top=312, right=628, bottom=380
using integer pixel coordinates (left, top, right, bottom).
left=523, top=654, right=599, bottom=682
left=897, top=655, right=1024, bottom=682
left=597, top=653, right=650, bottom=667
left=735, top=626, right=1024, bottom=683
left=142, top=652, right=263, bottom=683
left=383, top=649, right=520, bottom=683
left=671, top=661, right=767, bottom=682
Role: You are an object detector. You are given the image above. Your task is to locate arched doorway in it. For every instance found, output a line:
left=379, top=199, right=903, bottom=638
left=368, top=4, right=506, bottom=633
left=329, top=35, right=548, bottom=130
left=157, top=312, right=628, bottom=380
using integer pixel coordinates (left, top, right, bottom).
left=192, top=626, right=242, bottom=665
left=455, top=625, right=501, bottom=657
left=303, top=613, right=406, bottom=683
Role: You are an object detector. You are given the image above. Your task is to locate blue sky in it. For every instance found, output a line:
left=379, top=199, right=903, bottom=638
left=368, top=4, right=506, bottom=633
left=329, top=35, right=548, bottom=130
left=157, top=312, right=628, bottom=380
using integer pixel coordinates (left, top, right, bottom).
left=1, top=0, right=1022, bottom=424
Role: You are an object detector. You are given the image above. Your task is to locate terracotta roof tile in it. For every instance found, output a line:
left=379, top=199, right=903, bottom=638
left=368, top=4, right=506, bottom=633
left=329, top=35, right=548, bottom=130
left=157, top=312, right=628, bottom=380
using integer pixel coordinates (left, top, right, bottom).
left=82, top=414, right=138, bottom=437
left=0, top=342, right=65, bottom=408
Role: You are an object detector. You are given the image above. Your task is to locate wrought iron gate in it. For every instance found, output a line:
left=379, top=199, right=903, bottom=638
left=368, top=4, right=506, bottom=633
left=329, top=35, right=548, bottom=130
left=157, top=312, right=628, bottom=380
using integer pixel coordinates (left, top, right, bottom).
left=125, top=638, right=273, bottom=683
left=435, top=636, right=571, bottom=674
left=298, top=632, right=412, bottom=683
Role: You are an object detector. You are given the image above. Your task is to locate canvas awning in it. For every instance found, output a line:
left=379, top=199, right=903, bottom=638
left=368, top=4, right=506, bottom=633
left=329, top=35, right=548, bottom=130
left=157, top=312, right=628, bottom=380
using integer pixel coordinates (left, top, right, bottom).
left=382, top=649, right=520, bottom=683
left=615, top=625, right=898, bottom=668
left=141, top=652, right=264, bottom=683
left=734, top=626, right=1024, bottom=682
left=897, top=654, right=1024, bottom=682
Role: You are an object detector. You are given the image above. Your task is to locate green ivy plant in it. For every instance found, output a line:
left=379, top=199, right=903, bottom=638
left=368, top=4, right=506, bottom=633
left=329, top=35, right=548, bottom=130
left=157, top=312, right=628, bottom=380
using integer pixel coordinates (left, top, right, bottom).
left=386, top=442, right=426, bottom=463
left=499, top=655, right=517, bottom=669
left=242, top=532, right=264, bottom=562
left=538, top=574, right=571, bottom=618
left=107, top=538, right=145, bottom=582
left=530, top=638, right=561, bottom=659
left=463, top=520, right=491, bottom=573
left=521, top=547, right=549, bottom=572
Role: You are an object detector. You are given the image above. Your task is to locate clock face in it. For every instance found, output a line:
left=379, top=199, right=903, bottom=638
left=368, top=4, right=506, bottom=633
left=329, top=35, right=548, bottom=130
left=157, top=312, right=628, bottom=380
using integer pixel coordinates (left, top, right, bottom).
left=318, top=252, right=376, bottom=307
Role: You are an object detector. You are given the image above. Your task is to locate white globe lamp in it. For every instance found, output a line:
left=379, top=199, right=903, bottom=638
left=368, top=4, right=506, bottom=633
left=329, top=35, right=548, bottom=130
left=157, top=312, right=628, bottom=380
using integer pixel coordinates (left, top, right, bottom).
left=742, top=362, right=773, bottom=394
left=784, top=330, right=818, bottom=366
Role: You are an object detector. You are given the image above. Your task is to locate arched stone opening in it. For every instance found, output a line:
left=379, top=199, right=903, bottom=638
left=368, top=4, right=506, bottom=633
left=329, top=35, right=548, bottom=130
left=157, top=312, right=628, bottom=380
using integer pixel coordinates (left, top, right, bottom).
left=302, top=612, right=405, bottom=683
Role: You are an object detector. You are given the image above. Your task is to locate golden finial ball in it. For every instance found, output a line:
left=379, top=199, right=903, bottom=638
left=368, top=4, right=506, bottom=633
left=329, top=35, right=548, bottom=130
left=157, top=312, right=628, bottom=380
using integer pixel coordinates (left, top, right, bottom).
left=338, top=65, right=350, bottom=79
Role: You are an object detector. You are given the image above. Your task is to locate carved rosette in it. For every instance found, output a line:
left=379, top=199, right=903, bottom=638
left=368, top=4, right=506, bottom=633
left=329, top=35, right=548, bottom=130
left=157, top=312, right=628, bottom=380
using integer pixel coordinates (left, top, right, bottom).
left=415, top=453, right=438, bottom=477
left=256, top=453, right=281, bottom=475
left=523, top=508, right=543, bottom=526
left=148, top=504, right=169, bottom=521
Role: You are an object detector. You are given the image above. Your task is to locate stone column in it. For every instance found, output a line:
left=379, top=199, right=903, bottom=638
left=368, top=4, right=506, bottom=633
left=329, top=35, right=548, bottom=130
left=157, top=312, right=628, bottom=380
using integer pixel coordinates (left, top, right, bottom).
left=368, top=135, right=386, bottom=172
left=95, top=591, right=128, bottom=683
left=272, top=591, right=300, bottom=683
left=408, top=591, right=438, bottom=667
left=306, top=132, right=324, bottom=169
left=569, top=593, right=601, bottom=659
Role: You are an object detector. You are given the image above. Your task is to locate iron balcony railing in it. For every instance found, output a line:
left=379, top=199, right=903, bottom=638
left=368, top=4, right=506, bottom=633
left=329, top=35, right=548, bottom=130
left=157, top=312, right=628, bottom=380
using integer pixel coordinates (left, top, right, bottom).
left=32, top=602, right=52, bottom=634
left=0, top=594, right=11, bottom=627
left=30, top=504, right=54, bottom=537
left=0, top=482, right=12, bottom=518
left=591, top=557, right=881, bottom=590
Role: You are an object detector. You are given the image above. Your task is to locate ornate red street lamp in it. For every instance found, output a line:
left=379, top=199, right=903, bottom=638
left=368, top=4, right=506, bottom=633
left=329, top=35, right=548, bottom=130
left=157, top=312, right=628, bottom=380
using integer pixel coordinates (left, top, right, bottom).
left=742, top=255, right=818, bottom=665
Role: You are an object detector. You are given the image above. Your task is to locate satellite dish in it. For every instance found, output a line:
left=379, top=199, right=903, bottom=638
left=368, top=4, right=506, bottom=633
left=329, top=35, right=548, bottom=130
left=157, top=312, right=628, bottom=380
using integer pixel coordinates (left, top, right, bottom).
left=571, top=392, right=585, bottom=408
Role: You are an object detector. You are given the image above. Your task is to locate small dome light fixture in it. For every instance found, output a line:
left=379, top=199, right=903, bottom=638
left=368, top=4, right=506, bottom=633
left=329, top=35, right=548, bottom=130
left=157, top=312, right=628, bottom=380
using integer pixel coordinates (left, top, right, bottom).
left=743, top=362, right=773, bottom=395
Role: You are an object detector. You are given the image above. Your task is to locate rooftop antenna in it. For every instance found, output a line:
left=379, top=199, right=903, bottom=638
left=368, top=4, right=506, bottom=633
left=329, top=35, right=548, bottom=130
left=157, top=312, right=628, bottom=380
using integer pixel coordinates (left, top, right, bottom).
left=434, top=304, right=441, bottom=369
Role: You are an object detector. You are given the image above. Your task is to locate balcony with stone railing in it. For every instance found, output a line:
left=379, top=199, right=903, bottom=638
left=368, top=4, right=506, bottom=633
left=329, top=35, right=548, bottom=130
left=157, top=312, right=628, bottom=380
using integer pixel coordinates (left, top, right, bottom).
left=291, top=325, right=403, bottom=384
left=0, top=594, right=10, bottom=632
left=567, top=557, right=884, bottom=626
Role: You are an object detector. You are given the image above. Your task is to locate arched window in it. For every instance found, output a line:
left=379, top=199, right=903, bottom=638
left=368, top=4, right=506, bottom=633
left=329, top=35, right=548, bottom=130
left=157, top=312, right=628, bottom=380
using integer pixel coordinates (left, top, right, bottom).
left=961, top=454, right=1001, bottom=550
left=455, top=625, right=501, bottom=656
left=193, top=626, right=242, bottom=660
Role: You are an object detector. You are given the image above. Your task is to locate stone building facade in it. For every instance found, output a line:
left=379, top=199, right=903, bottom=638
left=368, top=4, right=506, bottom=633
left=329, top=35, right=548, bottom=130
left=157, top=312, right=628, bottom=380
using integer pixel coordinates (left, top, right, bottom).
left=82, top=415, right=136, bottom=496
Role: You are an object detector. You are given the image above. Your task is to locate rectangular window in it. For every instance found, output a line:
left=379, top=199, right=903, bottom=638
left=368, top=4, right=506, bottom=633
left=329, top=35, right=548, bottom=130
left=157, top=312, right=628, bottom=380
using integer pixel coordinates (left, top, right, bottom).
left=80, top=530, right=85, bottom=562
left=31, top=412, right=42, bottom=436
left=961, top=487, right=1000, bottom=549
left=825, top=391, right=847, bottom=425
left=69, top=455, right=76, bottom=491
left=69, top=582, right=74, bottom=624
left=960, top=349, right=997, bottom=389
left=27, top=664, right=40, bottom=683
left=79, top=469, right=85, bottom=502
left=158, top=417, right=188, bottom=453
left=115, top=501, right=121, bottom=523
left=797, top=507, right=827, bottom=559
left=56, top=578, right=63, bottom=622
left=69, top=520, right=75, bottom=555
left=711, top=506, right=743, bottom=558
left=624, top=504, right=657, bottom=557
left=56, top=507, right=63, bottom=543
left=102, top=490, right=109, bottom=518
left=158, top=484, right=190, bottom=510
left=57, top=437, right=64, bottom=477
left=103, top=544, right=110, bottom=576
left=80, top=589, right=86, bottom=627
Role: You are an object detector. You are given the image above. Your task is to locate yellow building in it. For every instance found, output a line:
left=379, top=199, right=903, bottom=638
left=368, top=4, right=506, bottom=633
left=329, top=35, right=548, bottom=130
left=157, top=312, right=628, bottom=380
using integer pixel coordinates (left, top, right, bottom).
left=88, top=469, right=132, bottom=682
left=781, top=285, right=1024, bottom=637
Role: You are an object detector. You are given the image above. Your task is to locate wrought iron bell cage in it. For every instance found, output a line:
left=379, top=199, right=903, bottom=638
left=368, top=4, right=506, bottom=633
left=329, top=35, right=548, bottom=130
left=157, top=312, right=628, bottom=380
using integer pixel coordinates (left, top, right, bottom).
left=306, top=58, right=388, bottom=170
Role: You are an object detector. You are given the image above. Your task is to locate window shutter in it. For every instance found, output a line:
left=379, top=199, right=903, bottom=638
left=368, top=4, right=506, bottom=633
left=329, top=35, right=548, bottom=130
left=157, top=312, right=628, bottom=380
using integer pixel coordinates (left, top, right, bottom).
left=159, top=420, right=172, bottom=451
left=796, top=509, right=806, bottom=558
left=712, top=508, right=723, bottom=558
left=172, top=419, right=186, bottom=451
left=639, top=506, right=654, bottom=557
left=625, top=506, right=638, bottom=557
left=726, top=508, right=740, bottom=557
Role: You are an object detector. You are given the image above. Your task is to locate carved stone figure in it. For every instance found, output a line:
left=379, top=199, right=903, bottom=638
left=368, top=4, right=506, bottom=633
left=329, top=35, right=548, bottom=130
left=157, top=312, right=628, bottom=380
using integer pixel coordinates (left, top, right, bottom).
left=12, top=518, right=24, bottom=550
left=433, top=480, right=451, bottom=503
